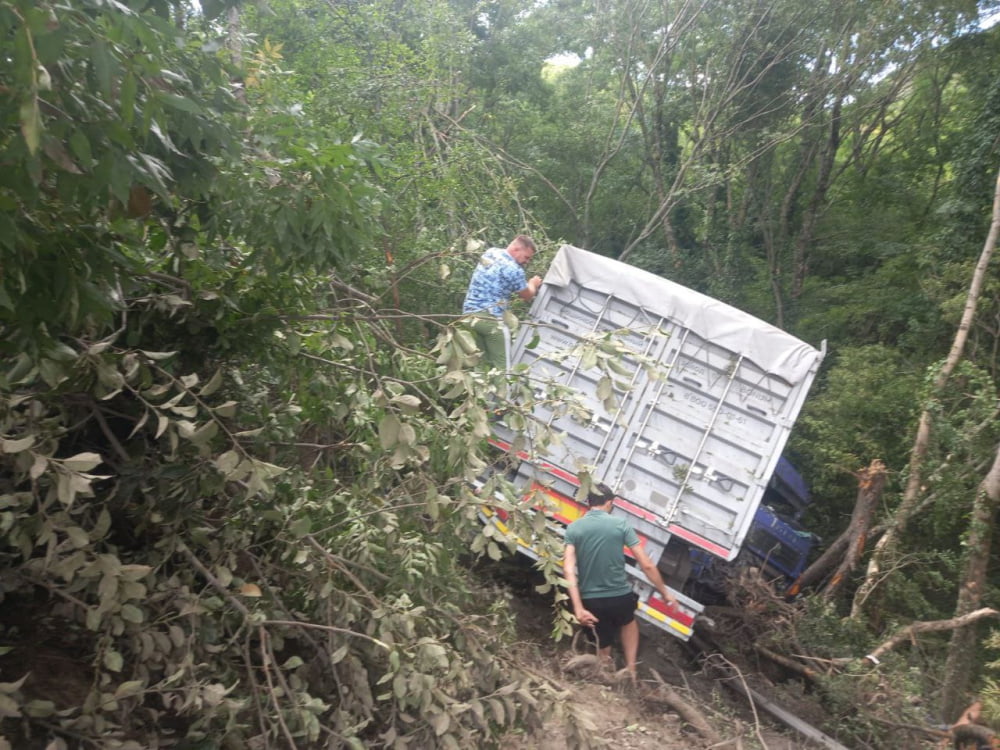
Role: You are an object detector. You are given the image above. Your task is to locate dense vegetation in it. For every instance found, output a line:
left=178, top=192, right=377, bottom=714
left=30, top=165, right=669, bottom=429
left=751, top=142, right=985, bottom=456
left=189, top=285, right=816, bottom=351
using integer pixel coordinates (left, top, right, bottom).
left=2, top=0, right=1000, bottom=747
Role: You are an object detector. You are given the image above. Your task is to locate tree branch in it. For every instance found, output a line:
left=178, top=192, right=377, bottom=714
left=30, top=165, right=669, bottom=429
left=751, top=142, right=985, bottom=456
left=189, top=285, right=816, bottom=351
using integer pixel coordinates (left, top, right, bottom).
left=832, top=608, right=1000, bottom=666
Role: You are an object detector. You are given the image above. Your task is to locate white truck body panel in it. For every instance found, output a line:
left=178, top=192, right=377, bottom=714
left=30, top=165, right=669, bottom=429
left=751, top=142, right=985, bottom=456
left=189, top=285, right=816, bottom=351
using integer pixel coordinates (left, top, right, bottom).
left=494, top=245, right=826, bottom=563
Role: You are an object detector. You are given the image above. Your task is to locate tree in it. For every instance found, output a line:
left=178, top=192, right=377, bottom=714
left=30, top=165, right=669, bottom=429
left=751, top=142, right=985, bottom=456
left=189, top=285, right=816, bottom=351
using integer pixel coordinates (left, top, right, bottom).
left=935, top=163, right=1000, bottom=722
left=0, top=1, right=585, bottom=746
left=852, top=142, right=1000, bottom=626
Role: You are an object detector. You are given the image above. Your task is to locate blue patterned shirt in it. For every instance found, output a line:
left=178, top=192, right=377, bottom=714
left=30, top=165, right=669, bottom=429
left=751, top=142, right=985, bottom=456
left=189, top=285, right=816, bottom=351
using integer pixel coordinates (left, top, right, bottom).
left=462, top=247, right=529, bottom=317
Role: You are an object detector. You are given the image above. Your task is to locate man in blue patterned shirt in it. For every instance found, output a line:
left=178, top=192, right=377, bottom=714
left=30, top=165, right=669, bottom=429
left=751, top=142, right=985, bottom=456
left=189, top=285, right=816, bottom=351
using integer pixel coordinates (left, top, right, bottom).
left=462, top=235, right=542, bottom=371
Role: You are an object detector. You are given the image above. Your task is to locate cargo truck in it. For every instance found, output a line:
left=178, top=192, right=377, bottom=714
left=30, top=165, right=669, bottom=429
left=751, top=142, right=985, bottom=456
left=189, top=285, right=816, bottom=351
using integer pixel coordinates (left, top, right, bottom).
left=478, top=245, right=826, bottom=641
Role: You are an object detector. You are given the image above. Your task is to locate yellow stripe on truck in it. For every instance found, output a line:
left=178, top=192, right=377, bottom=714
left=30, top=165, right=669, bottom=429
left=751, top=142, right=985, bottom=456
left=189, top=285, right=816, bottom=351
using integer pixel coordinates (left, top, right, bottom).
left=482, top=508, right=535, bottom=552
left=638, top=603, right=692, bottom=638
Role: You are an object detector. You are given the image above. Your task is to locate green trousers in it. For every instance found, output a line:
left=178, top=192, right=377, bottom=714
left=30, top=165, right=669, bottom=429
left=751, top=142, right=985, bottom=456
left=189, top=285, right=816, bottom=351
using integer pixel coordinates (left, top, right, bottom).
left=467, top=314, right=511, bottom=372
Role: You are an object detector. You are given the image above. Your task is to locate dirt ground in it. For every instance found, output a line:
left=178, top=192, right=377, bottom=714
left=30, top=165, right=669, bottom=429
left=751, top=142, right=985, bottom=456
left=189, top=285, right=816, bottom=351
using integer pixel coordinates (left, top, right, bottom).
left=490, top=560, right=815, bottom=750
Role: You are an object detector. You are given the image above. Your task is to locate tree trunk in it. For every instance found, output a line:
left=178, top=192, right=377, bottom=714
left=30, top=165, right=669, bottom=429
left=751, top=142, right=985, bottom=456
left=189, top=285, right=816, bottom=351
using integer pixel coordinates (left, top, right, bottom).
left=227, top=6, right=242, bottom=67
left=939, top=443, right=1000, bottom=722
left=791, top=95, right=842, bottom=301
left=821, top=460, right=885, bottom=603
left=852, top=164, right=1000, bottom=621
left=787, top=460, right=885, bottom=598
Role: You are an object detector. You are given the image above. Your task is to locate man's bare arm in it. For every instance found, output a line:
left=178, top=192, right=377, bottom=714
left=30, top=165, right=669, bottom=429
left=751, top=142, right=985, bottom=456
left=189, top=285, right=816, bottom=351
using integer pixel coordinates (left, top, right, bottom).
left=518, top=275, right=542, bottom=301
left=631, top=544, right=679, bottom=608
left=563, top=544, right=598, bottom=626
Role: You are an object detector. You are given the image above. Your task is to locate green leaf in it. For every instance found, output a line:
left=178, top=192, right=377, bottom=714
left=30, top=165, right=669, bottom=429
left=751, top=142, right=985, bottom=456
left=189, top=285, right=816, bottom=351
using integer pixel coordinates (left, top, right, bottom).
left=63, top=452, right=102, bottom=471
left=200, top=369, right=224, bottom=397
left=42, top=138, right=82, bottom=174
left=23, top=700, right=55, bottom=718
left=120, top=604, right=143, bottom=624
left=213, top=401, right=237, bottom=418
left=379, top=414, right=400, bottom=449
left=596, top=376, right=613, bottom=401
left=120, top=564, right=152, bottom=581
left=190, top=421, right=219, bottom=446
left=69, top=131, right=93, bottom=168
left=1, top=436, right=35, bottom=454
left=398, top=423, right=416, bottom=446
left=0, top=674, right=28, bottom=694
left=215, top=450, right=240, bottom=476
left=19, top=98, right=41, bottom=155
left=0, top=693, right=19, bottom=719
left=66, top=526, right=90, bottom=548
left=114, top=680, right=144, bottom=699
left=93, top=508, right=112, bottom=540
left=120, top=70, right=137, bottom=125
left=199, top=0, right=227, bottom=20
left=391, top=394, right=421, bottom=414
left=6, top=353, right=34, bottom=384
left=607, top=358, right=632, bottom=377
left=161, top=93, right=204, bottom=115
left=429, top=711, right=450, bottom=736
left=454, top=329, right=478, bottom=355
left=90, top=41, right=114, bottom=97
left=104, top=650, right=124, bottom=672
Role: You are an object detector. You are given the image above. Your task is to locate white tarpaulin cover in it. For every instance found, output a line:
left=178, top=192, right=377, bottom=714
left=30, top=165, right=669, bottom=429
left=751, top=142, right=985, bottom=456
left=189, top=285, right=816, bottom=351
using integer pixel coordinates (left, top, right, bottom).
left=544, top=244, right=823, bottom=385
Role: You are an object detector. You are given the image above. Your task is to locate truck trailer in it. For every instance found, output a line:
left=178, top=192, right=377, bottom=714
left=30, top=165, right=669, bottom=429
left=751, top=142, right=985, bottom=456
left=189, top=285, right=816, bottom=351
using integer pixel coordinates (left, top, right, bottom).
left=479, top=244, right=826, bottom=641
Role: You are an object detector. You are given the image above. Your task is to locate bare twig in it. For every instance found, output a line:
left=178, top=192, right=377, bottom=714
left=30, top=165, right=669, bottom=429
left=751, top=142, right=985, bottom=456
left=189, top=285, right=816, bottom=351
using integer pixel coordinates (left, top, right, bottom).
left=89, top=403, right=129, bottom=463
left=259, top=626, right=299, bottom=750
left=178, top=542, right=251, bottom=617
left=704, top=655, right=769, bottom=749
left=261, top=619, right=389, bottom=650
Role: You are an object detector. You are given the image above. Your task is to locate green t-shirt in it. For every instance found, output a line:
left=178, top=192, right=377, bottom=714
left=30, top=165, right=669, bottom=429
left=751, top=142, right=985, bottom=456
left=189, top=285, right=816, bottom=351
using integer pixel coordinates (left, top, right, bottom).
left=564, top=509, right=639, bottom=599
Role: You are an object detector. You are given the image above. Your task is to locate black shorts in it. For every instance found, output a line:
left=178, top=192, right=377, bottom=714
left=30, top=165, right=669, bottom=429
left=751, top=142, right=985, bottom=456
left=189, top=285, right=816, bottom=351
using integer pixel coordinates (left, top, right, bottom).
left=582, top=592, right=639, bottom=648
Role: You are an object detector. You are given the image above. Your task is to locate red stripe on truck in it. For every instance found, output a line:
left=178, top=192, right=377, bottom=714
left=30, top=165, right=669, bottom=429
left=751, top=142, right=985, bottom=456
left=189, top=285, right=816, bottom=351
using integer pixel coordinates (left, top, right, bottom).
left=666, top=524, right=733, bottom=559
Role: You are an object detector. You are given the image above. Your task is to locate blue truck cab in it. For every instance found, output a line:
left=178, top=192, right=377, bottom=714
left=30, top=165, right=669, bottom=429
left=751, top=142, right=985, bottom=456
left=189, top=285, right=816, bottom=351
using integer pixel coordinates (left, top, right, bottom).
left=690, top=457, right=817, bottom=589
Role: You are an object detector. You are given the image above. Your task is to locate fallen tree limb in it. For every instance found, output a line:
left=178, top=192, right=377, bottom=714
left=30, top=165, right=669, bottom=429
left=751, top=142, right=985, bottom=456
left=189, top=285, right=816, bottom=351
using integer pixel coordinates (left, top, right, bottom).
left=648, top=667, right=723, bottom=745
left=869, top=714, right=948, bottom=741
left=830, top=608, right=1000, bottom=666
left=752, top=644, right=822, bottom=682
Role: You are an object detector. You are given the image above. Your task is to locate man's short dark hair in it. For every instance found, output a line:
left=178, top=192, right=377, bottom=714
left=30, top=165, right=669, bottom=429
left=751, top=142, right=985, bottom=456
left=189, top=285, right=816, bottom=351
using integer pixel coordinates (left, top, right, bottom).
left=513, top=234, right=536, bottom=254
left=587, top=482, right=615, bottom=507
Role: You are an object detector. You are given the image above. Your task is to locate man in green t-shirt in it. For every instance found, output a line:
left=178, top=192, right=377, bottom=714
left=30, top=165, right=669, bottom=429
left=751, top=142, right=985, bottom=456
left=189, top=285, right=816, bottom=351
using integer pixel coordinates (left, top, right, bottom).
left=563, top=483, right=678, bottom=682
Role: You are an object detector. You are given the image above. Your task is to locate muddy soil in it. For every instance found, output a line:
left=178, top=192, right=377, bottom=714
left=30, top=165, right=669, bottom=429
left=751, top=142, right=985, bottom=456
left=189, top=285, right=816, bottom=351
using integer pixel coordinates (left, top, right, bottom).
left=487, top=558, right=824, bottom=750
